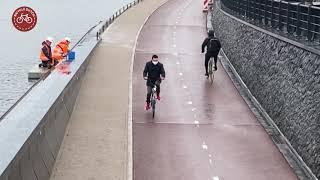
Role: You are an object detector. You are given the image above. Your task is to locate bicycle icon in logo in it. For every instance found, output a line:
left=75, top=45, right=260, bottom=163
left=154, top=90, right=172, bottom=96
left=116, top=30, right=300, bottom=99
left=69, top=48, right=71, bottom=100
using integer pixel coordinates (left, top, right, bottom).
left=12, top=6, right=37, bottom=32
left=16, top=14, right=33, bottom=24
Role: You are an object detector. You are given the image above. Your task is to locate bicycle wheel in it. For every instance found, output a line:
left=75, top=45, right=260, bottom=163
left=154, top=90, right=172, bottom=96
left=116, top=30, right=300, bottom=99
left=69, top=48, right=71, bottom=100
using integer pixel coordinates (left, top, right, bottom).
left=16, top=17, right=23, bottom=24
left=151, top=99, right=156, bottom=118
left=210, top=72, right=214, bottom=83
left=208, top=59, right=214, bottom=83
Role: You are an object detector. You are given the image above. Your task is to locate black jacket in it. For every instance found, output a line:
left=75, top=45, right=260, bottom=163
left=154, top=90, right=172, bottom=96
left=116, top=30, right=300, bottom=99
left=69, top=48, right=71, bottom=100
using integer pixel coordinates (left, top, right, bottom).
left=41, top=41, right=52, bottom=61
left=143, top=61, right=165, bottom=86
left=201, top=36, right=221, bottom=55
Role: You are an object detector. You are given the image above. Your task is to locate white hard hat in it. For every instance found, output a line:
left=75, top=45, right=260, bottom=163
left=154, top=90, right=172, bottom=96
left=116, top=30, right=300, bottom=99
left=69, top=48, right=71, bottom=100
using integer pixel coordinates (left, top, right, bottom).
left=46, top=37, right=53, bottom=43
left=64, top=37, right=71, bottom=42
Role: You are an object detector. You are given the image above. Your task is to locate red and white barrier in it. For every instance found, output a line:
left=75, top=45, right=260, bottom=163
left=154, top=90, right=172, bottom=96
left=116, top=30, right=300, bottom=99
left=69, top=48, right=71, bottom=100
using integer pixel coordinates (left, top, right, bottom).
left=203, top=0, right=209, bottom=12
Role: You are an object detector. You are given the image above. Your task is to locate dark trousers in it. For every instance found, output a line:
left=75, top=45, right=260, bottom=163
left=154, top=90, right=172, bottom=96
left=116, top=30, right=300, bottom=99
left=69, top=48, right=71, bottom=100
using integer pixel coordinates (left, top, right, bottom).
left=205, top=53, right=218, bottom=74
left=39, top=60, right=52, bottom=68
left=146, top=83, right=160, bottom=103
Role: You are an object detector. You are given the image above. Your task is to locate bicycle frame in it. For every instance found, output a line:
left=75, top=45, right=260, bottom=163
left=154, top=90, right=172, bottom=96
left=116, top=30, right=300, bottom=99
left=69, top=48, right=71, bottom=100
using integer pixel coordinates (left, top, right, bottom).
left=150, top=84, right=157, bottom=118
left=144, top=78, right=161, bottom=118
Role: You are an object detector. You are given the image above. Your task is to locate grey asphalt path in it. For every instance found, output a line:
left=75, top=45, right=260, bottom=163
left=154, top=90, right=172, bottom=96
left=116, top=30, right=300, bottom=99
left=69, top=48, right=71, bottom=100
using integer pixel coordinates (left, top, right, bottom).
left=49, top=0, right=168, bottom=179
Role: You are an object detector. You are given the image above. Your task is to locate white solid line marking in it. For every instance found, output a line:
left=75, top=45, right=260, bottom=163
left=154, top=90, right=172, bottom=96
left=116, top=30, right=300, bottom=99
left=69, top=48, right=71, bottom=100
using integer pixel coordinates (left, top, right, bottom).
left=213, top=177, right=220, bottom=180
left=209, top=159, right=212, bottom=164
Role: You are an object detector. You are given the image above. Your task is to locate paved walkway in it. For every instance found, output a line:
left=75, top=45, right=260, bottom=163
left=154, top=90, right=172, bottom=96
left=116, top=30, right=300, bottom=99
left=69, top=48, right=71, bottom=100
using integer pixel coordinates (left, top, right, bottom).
left=49, top=0, right=167, bottom=179
left=132, top=0, right=299, bottom=179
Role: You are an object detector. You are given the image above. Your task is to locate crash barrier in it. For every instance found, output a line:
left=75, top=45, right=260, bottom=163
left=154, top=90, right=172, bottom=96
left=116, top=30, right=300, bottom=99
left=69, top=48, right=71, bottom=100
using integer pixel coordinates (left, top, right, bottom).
left=0, top=0, right=144, bottom=180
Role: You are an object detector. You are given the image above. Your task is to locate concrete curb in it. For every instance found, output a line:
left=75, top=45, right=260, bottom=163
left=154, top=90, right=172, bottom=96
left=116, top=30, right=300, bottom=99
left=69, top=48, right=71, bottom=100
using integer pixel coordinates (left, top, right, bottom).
left=207, top=5, right=318, bottom=180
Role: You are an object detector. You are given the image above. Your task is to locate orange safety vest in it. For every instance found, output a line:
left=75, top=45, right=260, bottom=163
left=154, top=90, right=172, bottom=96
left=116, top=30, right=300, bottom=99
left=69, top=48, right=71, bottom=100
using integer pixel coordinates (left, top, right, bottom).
left=40, top=43, right=51, bottom=61
left=52, top=40, right=70, bottom=61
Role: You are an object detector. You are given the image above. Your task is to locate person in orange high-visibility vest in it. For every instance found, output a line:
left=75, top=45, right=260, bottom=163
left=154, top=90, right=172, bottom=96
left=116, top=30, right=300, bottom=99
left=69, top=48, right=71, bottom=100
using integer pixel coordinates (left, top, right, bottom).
left=52, top=37, right=71, bottom=65
left=39, top=37, right=53, bottom=69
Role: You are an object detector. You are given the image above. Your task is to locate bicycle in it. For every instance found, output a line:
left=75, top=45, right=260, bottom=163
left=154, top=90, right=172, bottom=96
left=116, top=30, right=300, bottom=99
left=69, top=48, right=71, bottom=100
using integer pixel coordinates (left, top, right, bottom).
left=207, top=57, right=215, bottom=83
left=16, top=14, right=33, bottom=24
left=144, top=78, right=162, bottom=118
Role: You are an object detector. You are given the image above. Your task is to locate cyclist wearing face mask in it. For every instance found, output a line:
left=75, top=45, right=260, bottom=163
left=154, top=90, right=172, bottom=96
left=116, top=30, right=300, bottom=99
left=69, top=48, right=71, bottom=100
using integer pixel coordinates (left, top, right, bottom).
left=143, top=55, right=166, bottom=110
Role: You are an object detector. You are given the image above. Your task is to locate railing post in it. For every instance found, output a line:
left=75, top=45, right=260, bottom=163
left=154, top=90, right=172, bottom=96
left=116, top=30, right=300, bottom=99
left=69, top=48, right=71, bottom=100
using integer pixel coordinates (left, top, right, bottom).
left=258, top=0, right=263, bottom=24
left=235, top=0, right=238, bottom=15
left=296, top=3, right=301, bottom=37
left=278, top=1, right=283, bottom=30
left=264, top=0, right=268, bottom=25
left=242, top=0, right=244, bottom=16
left=307, top=5, right=312, bottom=41
left=246, top=0, right=249, bottom=18
left=286, top=2, right=290, bottom=34
left=241, top=0, right=244, bottom=16
left=271, top=0, right=275, bottom=27
left=253, top=0, right=257, bottom=21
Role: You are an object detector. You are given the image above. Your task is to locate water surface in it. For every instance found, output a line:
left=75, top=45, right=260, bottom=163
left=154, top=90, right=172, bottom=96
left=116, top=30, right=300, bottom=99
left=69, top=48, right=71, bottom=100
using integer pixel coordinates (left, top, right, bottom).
left=0, top=0, right=132, bottom=116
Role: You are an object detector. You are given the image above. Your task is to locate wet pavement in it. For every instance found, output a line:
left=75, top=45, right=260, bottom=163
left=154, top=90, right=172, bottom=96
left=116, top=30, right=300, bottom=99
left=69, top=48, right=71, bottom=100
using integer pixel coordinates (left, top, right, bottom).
left=48, top=0, right=168, bottom=179
left=132, top=0, right=299, bottom=179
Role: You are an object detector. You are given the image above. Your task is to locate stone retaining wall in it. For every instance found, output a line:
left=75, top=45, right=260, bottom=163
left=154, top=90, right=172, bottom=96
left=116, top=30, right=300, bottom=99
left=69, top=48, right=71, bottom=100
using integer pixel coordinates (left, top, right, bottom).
left=211, top=2, right=320, bottom=178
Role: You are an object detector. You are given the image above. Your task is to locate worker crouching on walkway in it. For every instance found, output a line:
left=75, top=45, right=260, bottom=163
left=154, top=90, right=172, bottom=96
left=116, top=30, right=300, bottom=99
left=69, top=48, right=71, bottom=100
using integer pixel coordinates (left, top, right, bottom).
left=52, top=37, right=71, bottom=65
left=39, top=37, right=54, bottom=69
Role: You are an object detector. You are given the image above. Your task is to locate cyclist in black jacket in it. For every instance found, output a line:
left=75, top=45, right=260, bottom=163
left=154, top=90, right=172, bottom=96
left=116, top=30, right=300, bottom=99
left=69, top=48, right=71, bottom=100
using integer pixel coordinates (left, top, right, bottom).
left=201, top=30, right=221, bottom=77
left=143, top=55, right=166, bottom=110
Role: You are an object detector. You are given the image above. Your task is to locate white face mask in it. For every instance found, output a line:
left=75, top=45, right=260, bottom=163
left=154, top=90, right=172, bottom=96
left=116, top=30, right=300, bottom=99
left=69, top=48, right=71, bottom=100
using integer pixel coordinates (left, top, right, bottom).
left=152, top=60, right=158, bottom=65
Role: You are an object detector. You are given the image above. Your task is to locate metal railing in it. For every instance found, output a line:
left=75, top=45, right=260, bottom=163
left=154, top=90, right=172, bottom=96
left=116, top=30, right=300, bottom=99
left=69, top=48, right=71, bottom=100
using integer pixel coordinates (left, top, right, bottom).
left=220, top=0, right=320, bottom=43
left=96, top=0, right=143, bottom=40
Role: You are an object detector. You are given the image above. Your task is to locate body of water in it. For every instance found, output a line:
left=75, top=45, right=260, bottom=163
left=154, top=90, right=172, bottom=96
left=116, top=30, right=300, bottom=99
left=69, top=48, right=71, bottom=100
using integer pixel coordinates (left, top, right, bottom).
left=0, top=0, right=132, bottom=117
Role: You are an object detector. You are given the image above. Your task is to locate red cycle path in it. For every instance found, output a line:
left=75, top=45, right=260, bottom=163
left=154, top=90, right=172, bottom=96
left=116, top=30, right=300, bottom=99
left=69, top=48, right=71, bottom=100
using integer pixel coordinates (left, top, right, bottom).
left=132, top=0, right=298, bottom=179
